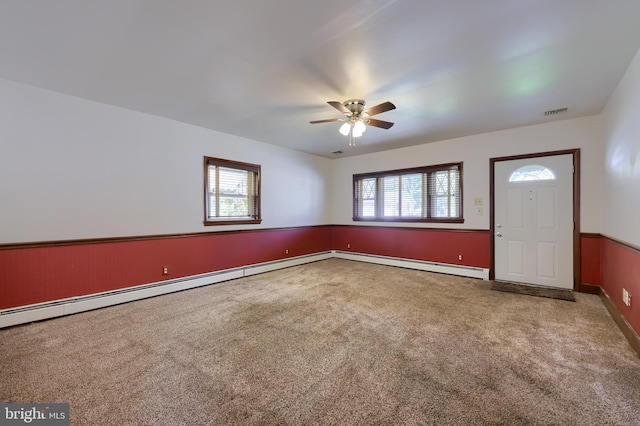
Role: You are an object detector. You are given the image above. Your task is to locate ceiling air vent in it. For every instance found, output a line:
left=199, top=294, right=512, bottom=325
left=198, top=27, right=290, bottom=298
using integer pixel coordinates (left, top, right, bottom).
left=544, top=107, right=568, bottom=117
left=332, top=150, right=344, bottom=155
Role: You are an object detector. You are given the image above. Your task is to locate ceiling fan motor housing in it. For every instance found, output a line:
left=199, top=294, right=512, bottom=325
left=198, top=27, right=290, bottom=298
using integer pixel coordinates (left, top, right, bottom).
left=343, top=99, right=366, bottom=116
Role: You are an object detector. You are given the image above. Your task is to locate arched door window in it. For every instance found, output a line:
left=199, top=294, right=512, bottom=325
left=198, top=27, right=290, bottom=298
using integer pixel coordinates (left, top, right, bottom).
left=508, top=165, right=556, bottom=182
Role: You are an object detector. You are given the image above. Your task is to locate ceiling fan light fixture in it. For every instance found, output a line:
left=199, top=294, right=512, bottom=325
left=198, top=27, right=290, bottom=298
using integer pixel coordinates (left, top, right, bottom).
left=352, top=119, right=366, bottom=137
left=339, top=121, right=351, bottom=136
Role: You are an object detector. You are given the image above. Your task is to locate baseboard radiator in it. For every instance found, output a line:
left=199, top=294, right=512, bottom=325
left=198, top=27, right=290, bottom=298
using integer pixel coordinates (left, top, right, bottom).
left=333, top=251, right=490, bottom=280
left=0, top=250, right=488, bottom=329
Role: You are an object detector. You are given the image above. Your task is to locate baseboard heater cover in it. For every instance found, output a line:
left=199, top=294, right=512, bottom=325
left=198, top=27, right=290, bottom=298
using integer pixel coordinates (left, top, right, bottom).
left=0, top=251, right=333, bottom=329
left=332, top=251, right=489, bottom=280
left=245, top=251, right=333, bottom=276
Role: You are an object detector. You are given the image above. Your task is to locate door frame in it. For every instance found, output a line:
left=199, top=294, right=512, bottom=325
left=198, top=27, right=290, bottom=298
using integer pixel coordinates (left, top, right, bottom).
left=489, top=149, right=581, bottom=290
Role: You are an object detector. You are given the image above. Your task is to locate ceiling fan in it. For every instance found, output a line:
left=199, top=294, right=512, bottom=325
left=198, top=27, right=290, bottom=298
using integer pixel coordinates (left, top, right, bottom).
left=310, top=99, right=395, bottom=146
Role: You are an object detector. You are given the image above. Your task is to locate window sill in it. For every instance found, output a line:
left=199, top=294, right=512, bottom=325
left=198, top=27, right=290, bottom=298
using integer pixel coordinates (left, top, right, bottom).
left=204, top=219, right=262, bottom=226
left=352, top=217, right=464, bottom=224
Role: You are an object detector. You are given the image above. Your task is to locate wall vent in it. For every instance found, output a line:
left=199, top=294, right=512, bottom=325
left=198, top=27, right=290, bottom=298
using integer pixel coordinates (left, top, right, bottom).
left=332, top=150, right=344, bottom=155
left=544, top=107, right=568, bottom=116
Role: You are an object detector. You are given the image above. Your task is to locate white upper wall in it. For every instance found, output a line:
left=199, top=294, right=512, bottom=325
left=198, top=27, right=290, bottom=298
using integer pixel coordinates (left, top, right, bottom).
left=0, top=79, right=333, bottom=244
left=602, top=48, right=640, bottom=247
left=1, top=73, right=614, bottom=245
left=331, top=115, right=604, bottom=232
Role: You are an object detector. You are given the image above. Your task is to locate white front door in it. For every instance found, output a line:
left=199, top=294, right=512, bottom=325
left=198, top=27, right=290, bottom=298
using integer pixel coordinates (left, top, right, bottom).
left=494, top=154, right=574, bottom=289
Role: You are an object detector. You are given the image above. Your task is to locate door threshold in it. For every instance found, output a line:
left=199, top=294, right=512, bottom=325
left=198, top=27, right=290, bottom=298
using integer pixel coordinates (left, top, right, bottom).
left=491, top=280, right=576, bottom=302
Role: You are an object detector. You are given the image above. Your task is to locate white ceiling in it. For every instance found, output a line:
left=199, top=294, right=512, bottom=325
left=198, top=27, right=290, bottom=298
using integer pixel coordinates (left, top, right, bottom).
left=1, top=1, right=639, bottom=158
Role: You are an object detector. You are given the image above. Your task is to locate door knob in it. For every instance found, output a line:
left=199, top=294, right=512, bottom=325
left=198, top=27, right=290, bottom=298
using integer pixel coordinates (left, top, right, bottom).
left=496, top=232, right=503, bottom=237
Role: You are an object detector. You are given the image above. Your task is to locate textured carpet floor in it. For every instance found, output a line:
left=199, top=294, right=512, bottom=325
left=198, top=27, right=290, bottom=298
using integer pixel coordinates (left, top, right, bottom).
left=490, top=280, right=577, bottom=301
left=1, top=259, right=639, bottom=425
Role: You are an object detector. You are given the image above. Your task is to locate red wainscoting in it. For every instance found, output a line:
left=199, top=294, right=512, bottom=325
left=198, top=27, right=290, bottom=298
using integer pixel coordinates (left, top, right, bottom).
left=601, top=236, right=640, bottom=337
left=3, top=225, right=637, bottom=339
left=1, top=225, right=491, bottom=311
left=580, top=234, right=602, bottom=286
left=0, top=226, right=332, bottom=310
left=331, top=225, right=491, bottom=269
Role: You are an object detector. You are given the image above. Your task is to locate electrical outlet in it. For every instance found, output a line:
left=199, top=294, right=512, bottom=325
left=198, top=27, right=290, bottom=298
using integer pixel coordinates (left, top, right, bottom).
left=473, top=198, right=483, bottom=206
left=285, top=249, right=289, bottom=254
left=476, top=206, right=483, bottom=215
left=623, top=288, right=631, bottom=307
left=347, top=243, right=351, bottom=249
left=458, top=254, right=463, bottom=261
left=162, top=267, right=168, bottom=275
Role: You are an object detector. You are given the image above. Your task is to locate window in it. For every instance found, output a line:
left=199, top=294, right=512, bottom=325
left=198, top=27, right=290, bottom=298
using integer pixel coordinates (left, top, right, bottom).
left=509, top=165, right=556, bottom=182
left=204, top=157, right=261, bottom=225
left=353, top=163, right=462, bottom=222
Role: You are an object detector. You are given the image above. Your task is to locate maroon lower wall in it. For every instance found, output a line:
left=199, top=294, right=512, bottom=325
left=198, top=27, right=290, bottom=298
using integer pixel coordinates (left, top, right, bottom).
left=1, top=225, right=492, bottom=311
left=581, top=234, right=602, bottom=286
left=331, top=226, right=491, bottom=268
left=600, top=236, right=640, bottom=337
left=0, top=227, right=332, bottom=310
left=1, top=227, right=637, bottom=339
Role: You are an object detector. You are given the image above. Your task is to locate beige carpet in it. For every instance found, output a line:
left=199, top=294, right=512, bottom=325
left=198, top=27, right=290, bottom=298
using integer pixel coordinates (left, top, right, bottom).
left=1, top=259, right=639, bottom=425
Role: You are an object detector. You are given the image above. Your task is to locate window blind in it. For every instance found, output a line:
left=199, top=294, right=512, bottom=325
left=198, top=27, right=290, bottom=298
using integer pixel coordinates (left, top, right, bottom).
left=204, top=157, right=261, bottom=225
left=353, top=163, right=462, bottom=222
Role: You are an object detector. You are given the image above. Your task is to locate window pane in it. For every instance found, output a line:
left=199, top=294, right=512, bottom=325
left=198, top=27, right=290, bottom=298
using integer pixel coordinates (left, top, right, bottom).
left=401, top=173, right=422, bottom=217
left=434, top=171, right=448, bottom=195
left=509, top=165, right=556, bottom=182
left=362, top=200, right=375, bottom=217
left=362, top=178, right=376, bottom=199
left=430, top=169, right=460, bottom=218
left=382, top=176, right=399, bottom=216
left=359, top=178, right=377, bottom=217
left=449, top=170, right=459, bottom=217
left=433, top=196, right=449, bottom=217
left=208, top=195, right=217, bottom=217
left=219, top=167, right=248, bottom=196
left=218, top=167, right=249, bottom=217
left=219, top=196, right=248, bottom=217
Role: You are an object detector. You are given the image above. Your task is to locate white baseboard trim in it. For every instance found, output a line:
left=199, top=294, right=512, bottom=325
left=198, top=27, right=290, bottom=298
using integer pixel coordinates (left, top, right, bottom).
left=0, top=252, right=332, bottom=329
left=244, top=251, right=333, bottom=276
left=332, top=251, right=490, bottom=280
left=0, top=250, right=486, bottom=328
